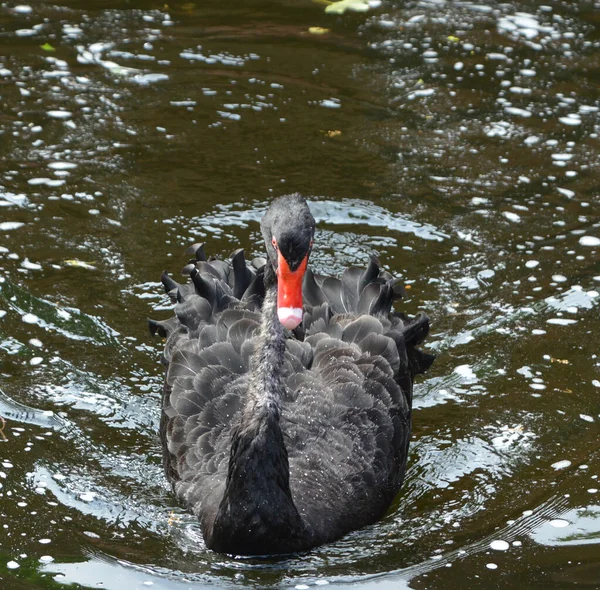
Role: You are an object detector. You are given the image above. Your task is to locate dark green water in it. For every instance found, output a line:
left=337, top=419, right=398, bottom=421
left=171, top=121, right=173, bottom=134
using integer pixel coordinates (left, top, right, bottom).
left=0, top=0, right=599, bottom=588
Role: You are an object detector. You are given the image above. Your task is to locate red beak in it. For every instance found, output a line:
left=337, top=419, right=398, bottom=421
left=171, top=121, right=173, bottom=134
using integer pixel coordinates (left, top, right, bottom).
left=276, top=252, right=308, bottom=329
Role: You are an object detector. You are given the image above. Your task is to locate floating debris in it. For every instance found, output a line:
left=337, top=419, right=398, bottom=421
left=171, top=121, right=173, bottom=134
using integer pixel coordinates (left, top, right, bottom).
left=324, top=0, right=371, bottom=14
left=579, top=236, right=600, bottom=247
left=63, top=259, right=97, bottom=270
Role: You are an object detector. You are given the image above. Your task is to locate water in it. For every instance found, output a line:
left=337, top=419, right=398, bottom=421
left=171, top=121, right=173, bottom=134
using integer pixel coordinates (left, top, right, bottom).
left=0, top=0, right=599, bottom=588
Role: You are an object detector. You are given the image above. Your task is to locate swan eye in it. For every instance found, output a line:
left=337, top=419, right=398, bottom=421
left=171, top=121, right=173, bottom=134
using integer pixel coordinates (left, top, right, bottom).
left=271, top=237, right=278, bottom=250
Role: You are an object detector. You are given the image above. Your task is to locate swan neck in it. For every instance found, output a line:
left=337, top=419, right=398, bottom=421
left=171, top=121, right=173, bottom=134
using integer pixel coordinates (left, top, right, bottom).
left=251, top=286, right=286, bottom=405
left=210, top=287, right=307, bottom=554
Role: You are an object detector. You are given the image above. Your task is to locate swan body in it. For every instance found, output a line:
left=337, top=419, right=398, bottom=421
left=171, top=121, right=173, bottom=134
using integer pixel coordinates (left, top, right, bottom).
left=151, top=194, right=434, bottom=555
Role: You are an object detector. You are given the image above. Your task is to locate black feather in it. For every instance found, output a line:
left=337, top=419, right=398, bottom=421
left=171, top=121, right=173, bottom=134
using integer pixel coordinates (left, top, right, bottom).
left=150, top=195, right=434, bottom=556
left=161, top=271, right=179, bottom=292
left=185, top=242, right=207, bottom=261
left=231, top=249, right=253, bottom=299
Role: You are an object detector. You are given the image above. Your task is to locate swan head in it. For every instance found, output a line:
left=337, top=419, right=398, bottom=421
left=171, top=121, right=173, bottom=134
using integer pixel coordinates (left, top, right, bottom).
left=261, top=194, right=315, bottom=330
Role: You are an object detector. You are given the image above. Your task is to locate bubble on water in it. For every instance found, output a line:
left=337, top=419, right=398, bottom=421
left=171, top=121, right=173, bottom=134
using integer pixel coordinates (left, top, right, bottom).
left=28, top=177, right=49, bottom=186
left=552, top=274, right=567, bottom=282
left=30, top=357, right=44, bottom=366
left=486, top=563, right=498, bottom=570
left=490, top=540, right=509, bottom=551
left=551, top=460, right=571, bottom=470
left=319, top=98, right=341, bottom=109
left=48, top=162, right=77, bottom=170
left=517, top=366, right=533, bottom=378
left=47, top=110, right=73, bottom=119
left=580, top=415, right=594, bottom=423
left=132, top=73, right=169, bottom=85
left=22, top=313, right=40, bottom=324
left=0, top=222, right=25, bottom=231
left=408, top=88, right=435, bottom=99
left=549, top=519, right=569, bottom=528
left=170, top=100, right=197, bottom=108
left=39, top=555, right=54, bottom=563
left=29, top=338, right=43, bottom=347
left=503, top=211, right=521, bottom=222
left=498, top=12, right=548, bottom=40
left=22, top=258, right=42, bottom=270
left=454, top=61, right=464, bottom=71
left=531, top=329, right=546, bottom=335
left=7, top=560, right=20, bottom=569
left=513, top=540, right=522, bottom=546
left=546, top=318, right=577, bottom=325
left=529, top=383, right=546, bottom=390
left=588, top=489, right=598, bottom=494
left=39, top=538, right=51, bottom=544
left=559, top=115, right=581, bottom=126
left=557, top=188, right=575, bottom=199
left=13, top=5, right=33, bottom=13
left=505, top=107, right=531, bottom=118
left=27, top=177, right=65, bottom=187
left=525, top=260, right=539, bottom=268
left=579, top=236, right=600, bottom=247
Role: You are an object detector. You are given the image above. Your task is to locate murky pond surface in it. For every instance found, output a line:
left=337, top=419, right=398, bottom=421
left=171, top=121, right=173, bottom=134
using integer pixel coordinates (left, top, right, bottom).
left=1, top=0, right=599, bottom=588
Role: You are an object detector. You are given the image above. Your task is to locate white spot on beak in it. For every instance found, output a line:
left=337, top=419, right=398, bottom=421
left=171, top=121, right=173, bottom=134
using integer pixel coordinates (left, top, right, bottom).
left=278, top=307, right=303, bottom=330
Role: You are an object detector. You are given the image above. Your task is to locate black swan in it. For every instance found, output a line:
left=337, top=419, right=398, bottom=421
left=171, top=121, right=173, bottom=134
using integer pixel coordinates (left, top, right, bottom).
left=150, top=194, right=434, bottom=555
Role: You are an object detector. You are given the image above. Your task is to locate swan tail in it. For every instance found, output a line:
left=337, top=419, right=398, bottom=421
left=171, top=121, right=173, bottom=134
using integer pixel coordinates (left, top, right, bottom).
left=230, top=249, right=254, bottom=299
left=161, top=271, right=180, bottom=302
left=308, top=257, right=401, bottom=318
left=303, top=268, right=328, bottom=307
left=148, top=318, right=164, bottom=337
left=303, top=258, right=434, bottom=378
left=185, top=242, right=207, bottom=261
left=150, top=246, right=267, bottom=337
left=392, top=311, right=435, bottom=377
